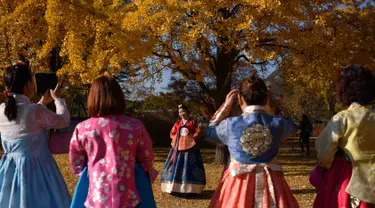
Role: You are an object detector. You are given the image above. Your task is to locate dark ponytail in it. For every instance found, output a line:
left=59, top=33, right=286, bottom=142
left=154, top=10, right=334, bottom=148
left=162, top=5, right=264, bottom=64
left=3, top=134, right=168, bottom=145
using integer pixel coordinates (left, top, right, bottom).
left=3, top=62, right=32, bottom=121
left=4, top=96, right=17, bottom=121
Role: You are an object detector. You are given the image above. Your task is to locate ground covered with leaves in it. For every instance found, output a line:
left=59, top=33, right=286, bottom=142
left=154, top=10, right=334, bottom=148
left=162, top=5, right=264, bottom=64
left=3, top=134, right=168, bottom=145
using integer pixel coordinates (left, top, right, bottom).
left=56, top=138, right=316, bottom=207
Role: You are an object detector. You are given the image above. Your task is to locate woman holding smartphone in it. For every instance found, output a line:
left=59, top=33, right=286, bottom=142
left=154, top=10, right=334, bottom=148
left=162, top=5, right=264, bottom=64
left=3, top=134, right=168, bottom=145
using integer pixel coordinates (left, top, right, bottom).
left=0, top=62, right=71, bottom=207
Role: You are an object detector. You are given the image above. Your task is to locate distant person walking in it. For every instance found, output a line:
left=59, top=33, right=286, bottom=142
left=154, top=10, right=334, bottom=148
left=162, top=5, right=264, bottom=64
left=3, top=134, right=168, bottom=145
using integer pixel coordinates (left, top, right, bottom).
left=299, top=114, right=312, bottom=155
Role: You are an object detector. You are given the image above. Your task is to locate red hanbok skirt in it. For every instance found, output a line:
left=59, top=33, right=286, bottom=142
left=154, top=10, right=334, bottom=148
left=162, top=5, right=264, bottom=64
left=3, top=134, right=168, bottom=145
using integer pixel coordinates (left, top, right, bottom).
left=313, top=157, right=374, bottom=208
left=210, top=167, right=299, bottom=208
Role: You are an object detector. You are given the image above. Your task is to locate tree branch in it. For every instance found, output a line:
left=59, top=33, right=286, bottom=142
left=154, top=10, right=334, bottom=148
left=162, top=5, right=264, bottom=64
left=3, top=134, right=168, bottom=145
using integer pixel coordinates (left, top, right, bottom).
left=230, top=4, right=243, bottom=16
left=234, top=54, right=250, bottom=63
left=208, top=58, right=216, bottom=74
left=234, top=54, right=269, bottom=65
left=257, top=43, right=290, bottom=49
left=196, top=34, right=216, bottom=74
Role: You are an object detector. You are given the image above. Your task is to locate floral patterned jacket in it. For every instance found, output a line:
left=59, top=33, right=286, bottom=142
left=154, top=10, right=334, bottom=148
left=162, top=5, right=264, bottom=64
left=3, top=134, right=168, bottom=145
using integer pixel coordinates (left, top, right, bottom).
left=69, top=115, right=155, bottom=208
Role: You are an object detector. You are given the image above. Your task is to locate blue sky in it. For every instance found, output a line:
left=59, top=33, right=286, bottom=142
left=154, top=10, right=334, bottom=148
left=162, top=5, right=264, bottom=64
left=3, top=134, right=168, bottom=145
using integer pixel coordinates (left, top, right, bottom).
left=154, top=70, right=173, bottom=92
left=153, top=66, right=277, bottom=93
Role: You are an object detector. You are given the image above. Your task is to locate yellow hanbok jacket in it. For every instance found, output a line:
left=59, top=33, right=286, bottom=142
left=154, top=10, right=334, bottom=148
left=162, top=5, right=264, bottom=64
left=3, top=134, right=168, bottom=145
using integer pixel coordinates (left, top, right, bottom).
left=316, top=103, right=375, bottom=204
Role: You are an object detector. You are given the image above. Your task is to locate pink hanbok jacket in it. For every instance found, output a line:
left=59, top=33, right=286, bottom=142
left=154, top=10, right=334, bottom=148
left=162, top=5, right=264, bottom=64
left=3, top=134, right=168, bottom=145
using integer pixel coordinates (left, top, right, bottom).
left=69, top=115, right=155, bottom=208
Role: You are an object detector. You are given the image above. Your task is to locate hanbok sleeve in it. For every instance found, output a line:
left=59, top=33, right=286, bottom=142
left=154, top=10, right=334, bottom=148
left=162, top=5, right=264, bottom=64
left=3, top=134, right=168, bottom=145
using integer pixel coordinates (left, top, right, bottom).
left=315, top=114, right=345, bottom=169
left=36, top=98, right=70, bottom=129
left=193, top=120, right=201, bottom=140
left=205, top=103, right=231, bottom=145
left=206, top=119, right=229, bottom=145
left=136, top=122, right=155, bottom=173
left=170, top=122, right=178, bottom=140
left=280, top=117, right=298, bottom=141
left=69, top=127, right=87, bottom=175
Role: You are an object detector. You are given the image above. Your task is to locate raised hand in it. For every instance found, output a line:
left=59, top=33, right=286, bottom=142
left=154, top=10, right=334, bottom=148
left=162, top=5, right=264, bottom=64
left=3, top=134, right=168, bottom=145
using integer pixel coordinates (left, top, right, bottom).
left=224, top=89, right=239, bottom=107
left=50, top=83, right=61, bottom=101
left=38, top=83, right=62, bottom=106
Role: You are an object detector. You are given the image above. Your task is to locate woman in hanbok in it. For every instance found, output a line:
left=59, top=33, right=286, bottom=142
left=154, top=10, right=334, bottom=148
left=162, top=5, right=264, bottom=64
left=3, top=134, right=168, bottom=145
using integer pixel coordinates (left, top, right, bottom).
left=313, top=64, right=375, bottom=208
left=161, top=104, right=206, bottom=194
left=69, top=76, right=157, bottom=208
left=0, top=62, right=71, bottom=207
left=206, top=73, right=299, bottom=208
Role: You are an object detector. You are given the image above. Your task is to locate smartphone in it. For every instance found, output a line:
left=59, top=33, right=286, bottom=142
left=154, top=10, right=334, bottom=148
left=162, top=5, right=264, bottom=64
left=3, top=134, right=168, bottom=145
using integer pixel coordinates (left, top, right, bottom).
left=35, top=72, right=58, bottom=95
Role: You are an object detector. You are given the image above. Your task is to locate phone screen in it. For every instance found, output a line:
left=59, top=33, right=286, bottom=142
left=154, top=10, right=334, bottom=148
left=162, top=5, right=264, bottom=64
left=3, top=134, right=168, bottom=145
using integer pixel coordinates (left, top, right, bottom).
left=35, top=73, right=58, bottom=95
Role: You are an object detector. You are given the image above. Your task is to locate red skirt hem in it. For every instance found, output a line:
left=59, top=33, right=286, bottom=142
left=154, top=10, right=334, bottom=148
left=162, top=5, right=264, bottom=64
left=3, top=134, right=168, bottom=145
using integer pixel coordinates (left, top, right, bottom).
left=210, top=168, right=299, bottom=208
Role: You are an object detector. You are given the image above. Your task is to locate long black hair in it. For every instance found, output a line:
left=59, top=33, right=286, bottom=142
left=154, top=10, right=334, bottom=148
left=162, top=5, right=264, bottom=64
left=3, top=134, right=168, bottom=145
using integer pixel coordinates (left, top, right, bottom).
left=3, top=62, right=33, bottom=121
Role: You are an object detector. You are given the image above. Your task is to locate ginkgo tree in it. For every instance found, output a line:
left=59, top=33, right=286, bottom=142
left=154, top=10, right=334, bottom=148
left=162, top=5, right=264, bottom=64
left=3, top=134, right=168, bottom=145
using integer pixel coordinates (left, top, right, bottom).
left=280, top=0, right=375, bottom=117
left=1, top=0, right=375, bottom=163
left=1, top=0, right=373, bottom=100
left=0, top=0, right=289, bottom=94
left=0, top=0, right=148, bottom=85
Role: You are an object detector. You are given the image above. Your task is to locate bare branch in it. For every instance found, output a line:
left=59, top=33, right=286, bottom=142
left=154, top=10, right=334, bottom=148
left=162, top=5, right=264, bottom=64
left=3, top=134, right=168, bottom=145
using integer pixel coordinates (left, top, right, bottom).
left=234, top=54, right=250, bottom=63
left=234, top=54, right=268, bottom=65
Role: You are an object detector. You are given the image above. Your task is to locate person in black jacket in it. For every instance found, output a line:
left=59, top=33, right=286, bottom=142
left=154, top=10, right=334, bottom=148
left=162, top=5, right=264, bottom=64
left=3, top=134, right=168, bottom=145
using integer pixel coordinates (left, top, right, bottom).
left=299, top=114, right=313, bottom=155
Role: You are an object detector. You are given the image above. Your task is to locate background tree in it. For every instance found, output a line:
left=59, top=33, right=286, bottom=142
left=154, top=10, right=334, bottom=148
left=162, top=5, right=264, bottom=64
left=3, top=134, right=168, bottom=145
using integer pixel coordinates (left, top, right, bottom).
left=1, top=1, right=374, bottom=95
left=1, top=0, right=375, bottom=163
left=278, top=1, right=375, bottom=118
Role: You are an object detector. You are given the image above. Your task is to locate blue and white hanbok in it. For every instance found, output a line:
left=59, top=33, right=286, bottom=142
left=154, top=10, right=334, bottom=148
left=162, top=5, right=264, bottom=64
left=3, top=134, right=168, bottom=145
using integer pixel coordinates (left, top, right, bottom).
left=0, top=95, right=71, bottom=208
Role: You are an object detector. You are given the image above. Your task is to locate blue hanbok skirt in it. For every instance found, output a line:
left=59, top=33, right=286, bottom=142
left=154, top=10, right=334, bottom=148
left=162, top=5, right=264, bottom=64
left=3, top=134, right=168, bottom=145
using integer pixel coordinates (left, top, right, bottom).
left=0, top=136, right=70, bottom=208
left=70, top=161, right=156, bottom=208
left=161, top=146, right=206, bottom=194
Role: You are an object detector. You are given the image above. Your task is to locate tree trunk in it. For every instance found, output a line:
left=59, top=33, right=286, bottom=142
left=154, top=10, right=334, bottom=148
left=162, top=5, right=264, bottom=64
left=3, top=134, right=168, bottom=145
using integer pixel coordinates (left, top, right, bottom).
left=215, top=144, right=230, bottom=165
left=49, top=47, right=64, bottom=72
left=210, top=8, right=241, bottom=165
left=213, top=47, right=234, bottom=164
left=327, top=99, right=336, bottom=120
left=325, top=93, right=336, bottom=120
